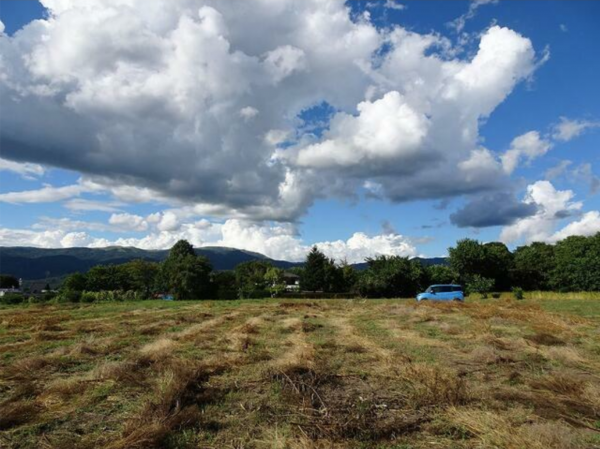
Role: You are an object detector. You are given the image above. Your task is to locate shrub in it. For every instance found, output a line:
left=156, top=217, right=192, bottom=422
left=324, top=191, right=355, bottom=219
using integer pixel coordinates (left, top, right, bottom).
left=81, top=291, right=98, bottom=303
left=0, top=293, right=26, bottom=305
left=466, top=275, right=495, bottom=299
left=512, top=287, right=524, bottom=300
left=54, top=290, right=82, bottom=303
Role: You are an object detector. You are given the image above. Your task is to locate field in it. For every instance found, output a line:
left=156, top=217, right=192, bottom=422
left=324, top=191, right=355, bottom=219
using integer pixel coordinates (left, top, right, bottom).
left=1, top=298, right=600, bottom=449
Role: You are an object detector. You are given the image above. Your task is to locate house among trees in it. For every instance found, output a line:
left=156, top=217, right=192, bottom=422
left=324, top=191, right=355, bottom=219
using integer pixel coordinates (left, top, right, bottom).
left=283, top=272, right=300, bottom=292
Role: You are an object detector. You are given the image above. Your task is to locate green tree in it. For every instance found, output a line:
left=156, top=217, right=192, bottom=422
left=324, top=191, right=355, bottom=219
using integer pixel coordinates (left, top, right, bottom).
left=513, top=242, right=555, bottom=290
left=449, top=239, right=514, bottom=290
left=301, top=246, right=328, bottom=292
left=265, top=267, right=286, bottom=297
left=0, top=274, right=20, bottom=289
left=86, top=265, right=129, bottom=291
left=466, top=275, right=495, bottom=298
left=323, top=259, right=345, bottom=293
left=211, top=271, right=237, bottom=300
left=449, top=239, right=487, bottom=283
left=123, top=259, right=160, bottom=298
left=357, top=256, right=426, bottom=298
left=426, top=265, right=458, bottom=285
left=483, top=242, right=514, bottom=291
left=299, top=247, right=345, bottom=293
left=169, top=239, right=196, bottom=259
left=552, top=233, right=600, bottom=291
left=62, top=272, right=88, bottom=291
left=340, top=261, right=359, bottom=293
left=235, top=260, right=273, bottom=298
left=161, top=240, right=212, bottom=300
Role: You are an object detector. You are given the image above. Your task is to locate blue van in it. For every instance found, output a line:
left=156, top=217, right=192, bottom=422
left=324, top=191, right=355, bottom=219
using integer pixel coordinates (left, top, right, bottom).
left=416, top=284, right=464, bottom=302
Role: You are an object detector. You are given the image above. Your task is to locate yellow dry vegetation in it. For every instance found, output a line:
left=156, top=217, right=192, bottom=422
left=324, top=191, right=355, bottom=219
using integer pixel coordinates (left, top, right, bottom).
left=0, top=298, right=599, bottom=448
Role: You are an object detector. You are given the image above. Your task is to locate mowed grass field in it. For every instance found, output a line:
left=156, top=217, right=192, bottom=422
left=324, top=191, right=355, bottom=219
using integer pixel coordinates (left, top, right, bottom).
left=1, top=298, right=600, bottom=449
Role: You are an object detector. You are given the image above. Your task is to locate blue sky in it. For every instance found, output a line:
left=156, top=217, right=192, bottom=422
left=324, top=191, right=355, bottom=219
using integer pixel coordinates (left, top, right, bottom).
left=1, top=0, right=599, bottom=261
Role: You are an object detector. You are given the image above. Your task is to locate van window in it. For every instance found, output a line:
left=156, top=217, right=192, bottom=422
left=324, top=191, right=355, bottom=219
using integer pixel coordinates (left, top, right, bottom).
left=452, top=286, right=463, bottom=292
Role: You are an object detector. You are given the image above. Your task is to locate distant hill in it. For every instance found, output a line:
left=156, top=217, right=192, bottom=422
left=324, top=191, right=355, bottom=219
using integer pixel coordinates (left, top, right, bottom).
left=351, top=256, right=449, bottom=271
left=413, top=257, right=449, bottom=267
left=0, top=246, right=448, bottom=282
left=0, top=246, right=299, bottom=281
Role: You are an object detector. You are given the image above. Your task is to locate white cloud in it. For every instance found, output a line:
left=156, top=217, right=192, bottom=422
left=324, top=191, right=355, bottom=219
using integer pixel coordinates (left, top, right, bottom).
left=501, top=131, right=552, bottom=174
left=367, top=1, right=407, bottom=11
left=545, top=160, right=572, bottom=180
left=449, top=0, right=499, bottom=34
left=109, top=213, right=149, bottom=232
left=64, top=198, right=123, bottom=212
left=156, top=211, right=180, bottom=232
left=500, top=180, right=585, bottom=244
left=572, top=163, right=600, bottom=195
left=239, top=106, right=259, bottom=121
left=264, top=45, right=307, bottom=83
left=384, top=0, right=406, bottom=11
left=0, top=228, right=59, bottom=248
left=315, top=232, right=417, bottom=263
left=0, top=217, right=419, bottom=263
left=0, top=158, right=45, bottom=180
left=291, top=91, right=428, bottom=168
left=0, top=1, right=542, bottom=220
left=549, top=211, right=600, bottom=242
left=552, top=117, right=600, bottom=142
left=0, top=183, right=87, bottom=204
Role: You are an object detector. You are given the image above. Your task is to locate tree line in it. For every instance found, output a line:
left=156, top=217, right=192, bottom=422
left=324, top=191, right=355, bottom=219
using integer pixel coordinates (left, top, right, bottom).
left=1, top=232, right=599, bottom=304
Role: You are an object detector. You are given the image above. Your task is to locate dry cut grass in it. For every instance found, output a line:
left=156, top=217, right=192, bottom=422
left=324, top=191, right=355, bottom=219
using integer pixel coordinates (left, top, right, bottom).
left=1, top=297, right=600, bottom=448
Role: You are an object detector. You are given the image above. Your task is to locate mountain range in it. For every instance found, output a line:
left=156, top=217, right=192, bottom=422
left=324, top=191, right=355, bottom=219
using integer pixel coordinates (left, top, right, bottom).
left=0, top=246, right=447, bottom=282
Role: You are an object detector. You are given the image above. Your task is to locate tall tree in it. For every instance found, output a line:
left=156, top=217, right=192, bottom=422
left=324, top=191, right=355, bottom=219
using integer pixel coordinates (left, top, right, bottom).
left=448, top=239, right=487, bottom=283
left=169, top=240, right=196, bottom=259
left=552, top=234, right=600, bottom=291
left=301, top=246, right=328, bottom=292
left=0, top=274, right=20, bottom=289
left=426, top=265, right=459, bottom=285
left=123, top=259, right=160, bottom=297
left=62, top=273, right=88, bottom=291
left=513, top=242, right=555, bottom=290
left=86, top=265, right=129, bottom=291
left=483, top=242, right=514, bottom=291
left=161, top=240, right=212, bottom=300
left=235, top=260, right=273, bottom=298
left=449, top=239, right=513, bottom=290
left=264, top=267, right=286, bottom=297
left=358, top=255, right=426, bottom=298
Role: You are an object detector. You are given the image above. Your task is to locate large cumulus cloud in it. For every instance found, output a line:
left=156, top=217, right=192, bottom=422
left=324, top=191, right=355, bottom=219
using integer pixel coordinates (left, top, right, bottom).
left=0, top=0, right=542, bottom=222
left=499, top=181, right=600, bottom=244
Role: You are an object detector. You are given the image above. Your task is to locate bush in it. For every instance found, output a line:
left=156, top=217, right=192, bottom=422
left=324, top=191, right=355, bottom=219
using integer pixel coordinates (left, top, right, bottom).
left=0, top=293, right=25, bottom=305
left=81, top=291, right=97, bottom=303
left=28, top=296, right=42, bottom=304
left=512, top=287, right=524, bottom=300
left=466, top=275, right=495, bottom=299
left=54, top=290, right=82, bottom=303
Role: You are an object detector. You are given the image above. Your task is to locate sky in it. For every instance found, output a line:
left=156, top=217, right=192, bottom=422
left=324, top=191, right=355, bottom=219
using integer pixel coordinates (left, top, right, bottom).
left=0, top=0, right=599, bottom=263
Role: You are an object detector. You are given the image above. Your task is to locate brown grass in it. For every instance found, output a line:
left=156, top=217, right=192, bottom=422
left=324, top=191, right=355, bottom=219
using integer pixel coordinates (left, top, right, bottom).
left=0, top=298, right=599, bottom=448
left=0, top=400, right=40, bottom=430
